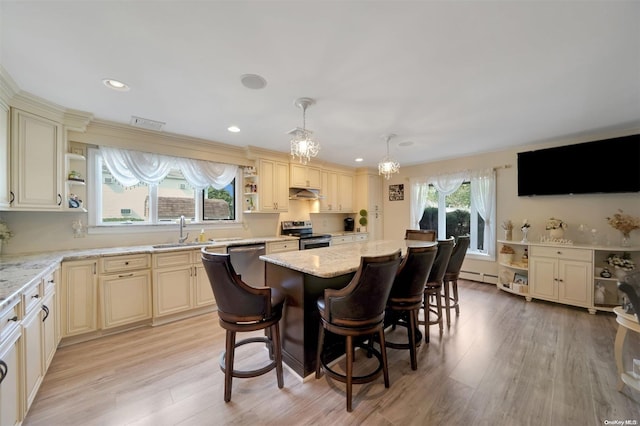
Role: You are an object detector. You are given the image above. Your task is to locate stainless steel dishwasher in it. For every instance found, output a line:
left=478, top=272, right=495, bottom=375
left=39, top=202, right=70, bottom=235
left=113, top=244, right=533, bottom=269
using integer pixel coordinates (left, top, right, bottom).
left=227, top=243, right=266, bottom=287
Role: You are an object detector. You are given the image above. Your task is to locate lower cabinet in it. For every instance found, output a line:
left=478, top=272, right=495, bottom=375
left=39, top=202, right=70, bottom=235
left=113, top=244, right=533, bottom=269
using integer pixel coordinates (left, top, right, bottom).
left=266, top=240, right=299, bottom=254
left=22, top=300, right=43, bottom=410
left=61, top=259, right=98, bottom=337
left=153, top=248, right=221, bottom=318
left=99, top=254, right=152, bottom=330
left=529, top=246, right=592, bottom=308
left=0, top=296, right=22, bottom=426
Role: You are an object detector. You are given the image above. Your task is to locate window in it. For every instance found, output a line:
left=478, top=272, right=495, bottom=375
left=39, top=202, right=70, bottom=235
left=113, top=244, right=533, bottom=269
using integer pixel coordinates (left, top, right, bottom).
left=89, top=147, right=239, bottom=226
left=410, top=169, right=496, bottom=259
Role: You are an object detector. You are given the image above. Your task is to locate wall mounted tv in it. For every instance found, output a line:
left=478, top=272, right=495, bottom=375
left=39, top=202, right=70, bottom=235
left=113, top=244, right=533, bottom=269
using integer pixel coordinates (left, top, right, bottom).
left=517, top=134, right=640, bottom=196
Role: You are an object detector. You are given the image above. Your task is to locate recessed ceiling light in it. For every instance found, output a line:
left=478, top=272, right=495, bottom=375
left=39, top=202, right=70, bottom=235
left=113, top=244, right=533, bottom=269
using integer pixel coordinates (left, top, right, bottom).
left=355, top=158, right=364, bottom=162
left=228, top=126, right=240, bottom=133
left=399, top=141, right=413, bottom=147
left=240, top=74, right=267, bottom=90
left=102, top=78, right=130, bottom=91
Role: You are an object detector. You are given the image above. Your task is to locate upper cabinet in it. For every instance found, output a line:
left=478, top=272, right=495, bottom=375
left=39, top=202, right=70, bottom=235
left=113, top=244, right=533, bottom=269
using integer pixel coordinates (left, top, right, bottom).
left=0, top=101, right=9, bottom=209
left=10, top=108, right=64, bottom=210
left=320, top=169, right=354, bottom=213
left=290, top=163, right=321, bottom=189
left=258, top=158, right=289, bottom=212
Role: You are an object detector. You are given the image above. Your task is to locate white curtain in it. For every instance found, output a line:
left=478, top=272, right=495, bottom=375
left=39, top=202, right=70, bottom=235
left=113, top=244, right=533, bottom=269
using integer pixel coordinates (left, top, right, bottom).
left=409, top=177, right=429, bottom=229
left=175, top=157, right=238, bottom=190
left=101, top=146, right=173, bottom=187
left=100, top=146, right=237, bottom=189
left=470, top=168, right=496, bottom=256
left=430, top=170, right=468, bottom=195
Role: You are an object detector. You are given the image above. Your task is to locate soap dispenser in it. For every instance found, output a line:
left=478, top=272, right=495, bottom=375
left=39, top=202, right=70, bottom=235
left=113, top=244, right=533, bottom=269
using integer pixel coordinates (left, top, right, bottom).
left=199, top=229, right=206, bottom=243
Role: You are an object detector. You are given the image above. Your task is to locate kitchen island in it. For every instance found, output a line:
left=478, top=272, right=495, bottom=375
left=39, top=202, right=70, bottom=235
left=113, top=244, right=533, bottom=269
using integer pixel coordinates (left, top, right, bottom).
left=260, top=239, right=436, bottom=379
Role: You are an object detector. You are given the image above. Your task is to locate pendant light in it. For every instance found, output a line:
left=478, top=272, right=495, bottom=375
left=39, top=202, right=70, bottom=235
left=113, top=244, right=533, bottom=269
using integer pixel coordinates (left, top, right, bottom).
left=378, top=133, right=400, bottom=179
left=290, top=97, right=320, bottom=165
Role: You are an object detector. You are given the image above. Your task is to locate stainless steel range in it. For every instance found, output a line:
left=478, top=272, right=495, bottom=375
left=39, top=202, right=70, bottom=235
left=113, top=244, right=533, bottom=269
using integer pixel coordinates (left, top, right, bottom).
left=281, top=220, right=332, bottom=250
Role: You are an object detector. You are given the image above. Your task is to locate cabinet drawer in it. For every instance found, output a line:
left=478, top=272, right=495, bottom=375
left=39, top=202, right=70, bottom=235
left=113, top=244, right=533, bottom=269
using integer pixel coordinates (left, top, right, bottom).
left=0, top=298, right=20, bottom=341
left=101, top=254, right=151, bottom=273
left=153, top=251, right=193, bottom=268
left=267, top=240, right=298, bottom=254
left=530, top=246, right=591, bottom=262
left=42, top=269, right=57, bottom=294
left=355, top=234, right=368, bottom=242
left=332, top=235, right=355, bottom=245
left=22, top=280, right=43, bottom=315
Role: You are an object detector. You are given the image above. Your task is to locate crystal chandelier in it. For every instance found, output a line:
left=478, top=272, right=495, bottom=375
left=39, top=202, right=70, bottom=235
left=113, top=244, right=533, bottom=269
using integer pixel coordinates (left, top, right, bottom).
left=378, top=134, right=400, bottom=180
left=290, top=97, right=320, bottom=165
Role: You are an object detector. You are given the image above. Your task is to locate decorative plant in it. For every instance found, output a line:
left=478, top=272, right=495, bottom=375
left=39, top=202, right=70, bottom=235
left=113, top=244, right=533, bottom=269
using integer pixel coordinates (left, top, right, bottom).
left=606, top=209, right=640, bottom=238
left=545, top=218, right=568, bottom=230
left=359, top=209, right=368, bottom=227
left=0, top=221, right=13, bottom=242
left=501, top=220, right=513, bottom=231
left=606, top=252, right=635, bottom=271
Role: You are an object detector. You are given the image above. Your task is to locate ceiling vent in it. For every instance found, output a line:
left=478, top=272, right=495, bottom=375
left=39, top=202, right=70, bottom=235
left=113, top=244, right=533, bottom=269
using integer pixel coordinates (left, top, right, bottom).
left=130, top=116, right=165, bottom=131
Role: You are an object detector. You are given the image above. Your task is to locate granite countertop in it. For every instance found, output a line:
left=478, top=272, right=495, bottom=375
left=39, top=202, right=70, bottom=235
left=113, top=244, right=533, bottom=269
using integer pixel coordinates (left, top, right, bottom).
left=260, top=239, right=436, bottom=278
left=0, top=236, right=298, bottom=310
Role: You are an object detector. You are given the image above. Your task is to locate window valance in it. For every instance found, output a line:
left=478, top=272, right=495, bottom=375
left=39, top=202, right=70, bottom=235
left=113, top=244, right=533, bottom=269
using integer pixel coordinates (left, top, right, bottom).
left=100, top=146, right=238, bottom=190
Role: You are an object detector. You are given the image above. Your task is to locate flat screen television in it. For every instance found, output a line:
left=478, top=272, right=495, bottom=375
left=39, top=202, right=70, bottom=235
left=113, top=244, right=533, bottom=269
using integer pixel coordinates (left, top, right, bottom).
left=517, top=134, right=640, bottom=196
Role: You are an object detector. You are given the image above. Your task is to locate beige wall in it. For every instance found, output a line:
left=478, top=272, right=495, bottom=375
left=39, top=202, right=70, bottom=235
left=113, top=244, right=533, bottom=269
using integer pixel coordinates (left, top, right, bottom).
left=383, top=128, right=640, bottom=280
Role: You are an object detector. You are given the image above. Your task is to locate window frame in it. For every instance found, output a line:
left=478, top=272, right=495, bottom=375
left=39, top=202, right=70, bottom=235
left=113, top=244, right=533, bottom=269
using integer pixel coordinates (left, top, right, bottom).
left=87, top=147, right=243, bottom=233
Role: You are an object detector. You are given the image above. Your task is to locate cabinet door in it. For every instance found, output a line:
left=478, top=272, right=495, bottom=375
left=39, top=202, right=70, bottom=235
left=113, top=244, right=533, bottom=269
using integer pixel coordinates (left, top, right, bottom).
left=42, top=290, right=57, bottom=371
left=558, top=260, right=591, bottom=307
left=23, top=306, right=43, bottom=411
left=61, top=260, right=98, bottom=337
left=0, top=102, right=9, bottom=209
left=10, top=108, right=63, bottom=210
left=337, top=173, right=354, bottom=212
left=194, top=264, right=216, bottom=308
left=153, top=266, right=193, bottom=316
left=529, top=257, right=558, bottom=300
left=100, top=270, right=152, bottom=329
left=0, top=329, right=21, bottom=426
left=259, top=159, right=277, bottom=211
left=290, top=164, right=320, bottom=189
left=320, top=171, right=338, bottom=212
left=274, top=161, right=289, bottom=211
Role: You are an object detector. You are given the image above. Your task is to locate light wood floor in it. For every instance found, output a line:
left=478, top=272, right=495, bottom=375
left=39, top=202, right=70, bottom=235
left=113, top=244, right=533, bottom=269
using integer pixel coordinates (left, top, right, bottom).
left=24, top=281, right=640, bottom=426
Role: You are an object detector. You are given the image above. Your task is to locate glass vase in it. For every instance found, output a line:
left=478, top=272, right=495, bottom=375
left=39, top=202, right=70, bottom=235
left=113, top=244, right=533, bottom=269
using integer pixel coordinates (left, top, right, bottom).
left=504, top=229, right=512, bottom=241
left=521, top=227, right=529, bottom=243
left=621, top=231, right=631, bottom=247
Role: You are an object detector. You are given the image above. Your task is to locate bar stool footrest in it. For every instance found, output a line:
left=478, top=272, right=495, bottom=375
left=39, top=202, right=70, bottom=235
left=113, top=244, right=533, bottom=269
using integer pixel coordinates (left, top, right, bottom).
left=219, top=336, right=277, bottom=378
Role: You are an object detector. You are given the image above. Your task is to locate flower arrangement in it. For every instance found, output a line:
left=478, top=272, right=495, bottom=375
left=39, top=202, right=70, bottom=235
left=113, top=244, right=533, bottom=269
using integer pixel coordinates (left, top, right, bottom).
left=0, top=221, right=12, bottom=242
left=545, top=218, right=568, bottom=230
left=606, top=252, right=635, bottom=271
left=606, top=210, right=640, bottom=237
left=501, top=220, right=513, bottom=231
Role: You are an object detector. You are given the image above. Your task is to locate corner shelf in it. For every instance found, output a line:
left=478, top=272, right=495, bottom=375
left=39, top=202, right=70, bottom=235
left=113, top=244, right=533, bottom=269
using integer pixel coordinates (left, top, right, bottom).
left=64, top=150, right=87, bottom=212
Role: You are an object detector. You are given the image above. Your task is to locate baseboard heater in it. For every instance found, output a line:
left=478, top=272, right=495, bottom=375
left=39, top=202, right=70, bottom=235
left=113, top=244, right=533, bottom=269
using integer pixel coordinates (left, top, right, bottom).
left=460, top=270, right=498, bottom=284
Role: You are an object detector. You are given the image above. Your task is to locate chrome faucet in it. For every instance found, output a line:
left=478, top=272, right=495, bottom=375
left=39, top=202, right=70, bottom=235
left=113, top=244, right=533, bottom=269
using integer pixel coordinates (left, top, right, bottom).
left=178, top=215, right=189, bottom=243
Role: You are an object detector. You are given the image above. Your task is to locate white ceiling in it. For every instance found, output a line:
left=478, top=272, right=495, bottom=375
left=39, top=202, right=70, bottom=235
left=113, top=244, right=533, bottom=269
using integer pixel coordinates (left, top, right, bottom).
left=1, top=1, right=639, bottom=169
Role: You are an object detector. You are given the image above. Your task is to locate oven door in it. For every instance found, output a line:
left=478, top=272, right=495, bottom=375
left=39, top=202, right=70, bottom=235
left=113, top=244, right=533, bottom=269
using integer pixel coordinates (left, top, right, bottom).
left=300, top=237, right=332, bottom=250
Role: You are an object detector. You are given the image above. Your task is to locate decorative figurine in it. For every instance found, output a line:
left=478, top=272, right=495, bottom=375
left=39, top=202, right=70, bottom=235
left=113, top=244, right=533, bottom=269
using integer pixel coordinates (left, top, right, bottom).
left=600, top=267, right=612, bottom=278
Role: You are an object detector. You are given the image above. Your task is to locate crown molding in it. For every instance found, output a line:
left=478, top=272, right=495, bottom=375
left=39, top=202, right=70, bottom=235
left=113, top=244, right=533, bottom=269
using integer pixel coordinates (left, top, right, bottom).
left=0, top=66, right=19, bottom=107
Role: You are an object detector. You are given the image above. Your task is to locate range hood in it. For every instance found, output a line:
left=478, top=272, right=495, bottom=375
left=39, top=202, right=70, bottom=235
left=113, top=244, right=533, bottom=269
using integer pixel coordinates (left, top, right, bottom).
left=289, top=188, right=320, bottom=200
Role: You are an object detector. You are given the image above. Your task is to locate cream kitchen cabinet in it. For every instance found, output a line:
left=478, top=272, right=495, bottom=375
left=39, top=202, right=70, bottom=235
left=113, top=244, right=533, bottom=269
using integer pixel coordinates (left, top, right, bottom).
left=153, top=248, right=221, bottom=319
left=0, top=297, right=21, bottom=426
left=99, top=254, right=152, bottom=329
left=22, top=270, right=57, bottom=414
left=320, top=170, right=354, bottom=212
left=10, top=108, right=64, bottom=210
left=0, top=100, right=10, bottom=209
left=258, top=158, right=289, bottom=212
left=266, top=240, right=299, bottom=254
left=0, top=327, right=21, bottom=426
left=529, top=246, right=592, bottom=310
left=61, top=259, right=98, bottom=337
left=290, top=163, right=321, bottom=189
left=332, top=235, right=355, bottom=245
left=355, top=171, right=383, bottom=240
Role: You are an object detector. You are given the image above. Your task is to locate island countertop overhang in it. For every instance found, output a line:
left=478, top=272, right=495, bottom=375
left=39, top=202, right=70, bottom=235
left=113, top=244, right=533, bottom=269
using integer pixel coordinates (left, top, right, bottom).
left=260, top=239, right=437, bottom=279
